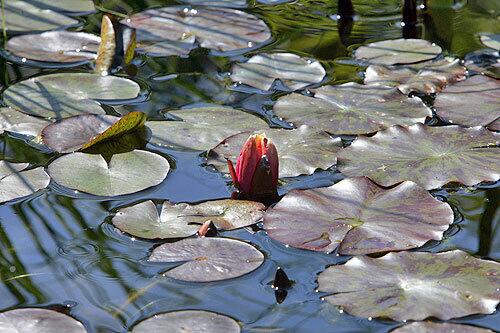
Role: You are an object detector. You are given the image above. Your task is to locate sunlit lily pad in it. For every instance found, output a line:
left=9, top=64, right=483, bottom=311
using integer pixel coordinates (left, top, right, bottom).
left=354, top=39, right=442, bottom=65
left=0, top=308, right=87, bottom=333
left=434, top=75, right=499, bottom=128
left=121, top=6, right=271, bottom=56
left=264, top=177, right=453, bottom=254
left=317, top=250, right=500, bottom=321
left=48, top=150, right=169, bottom=196
left=0, top=161, right=50, bottom=204
left=231, top=53, right=326, bottom=91
left=207, top=126, right=341, bottom=178
left=273, top=83, right=431, bottom=135
left=481, top=34, right=500, bottom=50
left=113, top=199, right=265, bottom=239
left=147, top=107, right=268, bottom=151
left=22, top=0, right=95, bottom=15
left=3, top=73, right=140, bottom=119
left=0, top=107, right=52, bottom=137
left=131, top=310, right=240, bottom=333
left=149, top=237, right=264, bottom=282
left=337, top=124, right=500, bottom=190
left=392, top=322, right=494, bottom=333
left=181, top=0, right=247, bottom=8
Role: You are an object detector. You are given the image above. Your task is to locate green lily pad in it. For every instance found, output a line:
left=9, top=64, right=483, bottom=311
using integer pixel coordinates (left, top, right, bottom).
left=131, top=310, right=240, bottom=333
left=21, top=0, right=95, bottom=15
left=149, top=237, right=264, bottom=282
left=481, top=34, right=500, bottom=50
left=0, top=308, right=87, bottom=333
left=207, top=126, right=341, bottom=178
left=0, top=161, right=50, bottom=204
left=231, top=53, right=326, bottom=91
left=3, top=73, right=140, bottom=119
left=337, top=124, right=500, bottom=190
left=146, top=107, right=268, bottom=151
left=0, top=107, right=52, bottom=137
left=392, top=322, right=494, bottom=333
left=354, top=38, right=442, bottom=65
left=121, top=6, right=271, bottom=57
left=264, top=177, right=453, bottom=254
left=273, top=83, right=431, bottom=135
left=112, top=199, right=265, bottom=239
left=434, top=75, right=499, bottom=128
left=48, top=150, right=169, bottom=196
left=317, top=250, right=500, bottom=321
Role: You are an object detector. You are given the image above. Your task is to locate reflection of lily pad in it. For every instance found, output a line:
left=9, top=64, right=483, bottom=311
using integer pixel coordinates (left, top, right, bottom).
left=354, top=39, right=442, bottom=65
left=3, top=73, right=140, bottom=119
left=149, top=237, right=264, bottom=282
left=273, top=84, right=431, bottom=135
left=481, top=34, right=500, bottom=50
left=264, top=177, right=453, bottom=254
left=122, top=6, right=271, bottom=57
left=0, top=161, right=50, bottom=204
left=0, top=107, right=52, bottom=137
left=392, top=322, right=494, bottom=333
left=434, top=75, right=499, bottom=128
left=231, top=53, right=326, bottom=91
left=147, top=107, right=268, bottom=151
left=113, top=199, right=265, bottom=239
left=207, top=126, right=341, bottom=177
left=0, top=308, right=87, bottom=333
left=338, top=124, right=500, bottom=190
left=48, top=150, right=169, bottom=196
left=317, top=250, right=500, bottom=321
left=131, top=310, right=240, bottom=333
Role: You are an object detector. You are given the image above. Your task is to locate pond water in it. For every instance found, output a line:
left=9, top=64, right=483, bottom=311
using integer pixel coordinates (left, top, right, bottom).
left=0, top=0, right=499, bottom=332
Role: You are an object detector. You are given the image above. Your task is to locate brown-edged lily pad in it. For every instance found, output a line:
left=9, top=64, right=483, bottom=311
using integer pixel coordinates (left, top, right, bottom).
left=317, top=250, right=500, bottom=321
left=0, top=107, right=52, bottom=137
left=0, top=308, right=87, bottom=333
left=149, top=237, right=264, bottom=282
left=231, top=53, right=326, bottom=91
left=112, top=199, right=265, bottom=239
left=273, top=83, right=431, bottom=135
left=264, top=177, right=453, bottom=254
left=391, top=322, right=494, bottom=333
left=0, top=161, right=50, bottom=204
left=337, top=124, right=500, bottom=190
left=434, top=75, right=499, bottom=128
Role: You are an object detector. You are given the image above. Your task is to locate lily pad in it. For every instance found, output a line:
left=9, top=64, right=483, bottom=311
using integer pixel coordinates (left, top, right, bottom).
left=41, top=112, right=146, bottom=153
left=48, top=150, right=169, bottom=196
left=481, top=34, right=500, bottom=50
left=207, top=126, right=341, bottom=178
left=354, top=39, right=442, bottom=65
left=0, top=161, right=50, bottom=204
left=21, top=0, right=95, bottom=15
left=112, top=199, right=265, bottom=239
left=392, top=322, right=494, bottom=333
left=131, top=310, right=240, bottom=333
left=149, top=237, right=264, bottom=282
left=264, top=177, right=453, bottom=254
left=273, top=83, right=431, bottom=135
left=434, top=75, right=499, bottom=128
left=337, top=124, right=500, bottom=190
left=121, top=6, right=271, bottom=56
left=0, top=308, right=87, bottom=333
left=181, top=0, right=247, bottom=8
left=0, top=107, right=52, bottom=137
left=3, top=73, right=140, bottom=119
left=231, top=53, right=326, bottom=91
left=317, top=250, right=500, bottom=321
left=147, top=107, right=268, bottom=151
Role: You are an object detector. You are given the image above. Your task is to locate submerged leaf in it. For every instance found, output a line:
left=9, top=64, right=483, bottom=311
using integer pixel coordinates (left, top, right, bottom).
left=0, top=107, right=52, bottom=137
left=0, top=308, right=87, bottom=333
left=0, top=161, right=50, bottom=204
left=392, top=322, right=494, bottom=333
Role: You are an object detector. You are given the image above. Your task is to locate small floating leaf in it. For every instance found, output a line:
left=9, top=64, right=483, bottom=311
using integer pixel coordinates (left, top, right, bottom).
left=317, top=250, right=500, bottom=321
left=392, top=322, right=494, bottom=333
left=0, top=308, right=87, bottom=333
left=354, top=39, right=442, bottom=65
left=149, top=237, right=264, bottom=282
left=0, top=161, right=50, bottom=204
left=0, top=107, right=52, bottom=137
left=480, top=34, right=500, bottom=50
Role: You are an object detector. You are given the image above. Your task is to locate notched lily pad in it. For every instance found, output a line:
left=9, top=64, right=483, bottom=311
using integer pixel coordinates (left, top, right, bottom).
left=0, top=161, right=50, bottom=204
left=149, top=237, right=264, bottom=282
left=273, top=83, right=431, bottom=135
left=112, top=199, right=265, bottom=239
left=0, top=308, right=87, bottom=333
left=337, top=124, right=500, bottom=190
left=264, top=177, right=453, bottom=254
left=317, top=250, right=500, bottom=321
left=354, top=39, right=442, bottom=65
left=0, top=107, right=52, bottom=137
left=392, top=322, right=494, bottom=333
left=231, top=53, right=326, bottom=91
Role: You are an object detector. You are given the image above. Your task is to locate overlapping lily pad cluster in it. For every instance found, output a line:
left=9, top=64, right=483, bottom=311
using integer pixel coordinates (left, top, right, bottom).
left=0, top=0, right=499, bottom=332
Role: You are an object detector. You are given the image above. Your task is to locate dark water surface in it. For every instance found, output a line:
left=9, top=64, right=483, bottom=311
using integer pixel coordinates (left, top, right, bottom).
left=0, top=0, right=499, bottom=332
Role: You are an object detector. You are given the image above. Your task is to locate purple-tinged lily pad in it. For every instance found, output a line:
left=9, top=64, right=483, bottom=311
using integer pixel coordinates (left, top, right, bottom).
left=112, top=199, right=265, bottom=239
left=337, top=124, right=500, bottom=190
left=149, top=237, right=264, bottom=282
left=0, top=161, right=50, bottom=204
left=264, top=177, right=453, bottom=254
left=434, top=75, right=499, bottom=128
left=481, top=34, right=500, bottom=50
left=317, top=250, right=500, bottom=321
left=0, top=308, right=87, bottom=333
left=354, top=39, right=442, bottom=65
left=392, top=322, right=494, bottom=333
left=0, top=107, right=52, bottom=137
left=131, top=310, right=240, bottom=333
left=273, top=83, right=431, bottom=135
left=207, top=126, right=341, bottom=178
left=231, top=53, right=325, bottom=91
